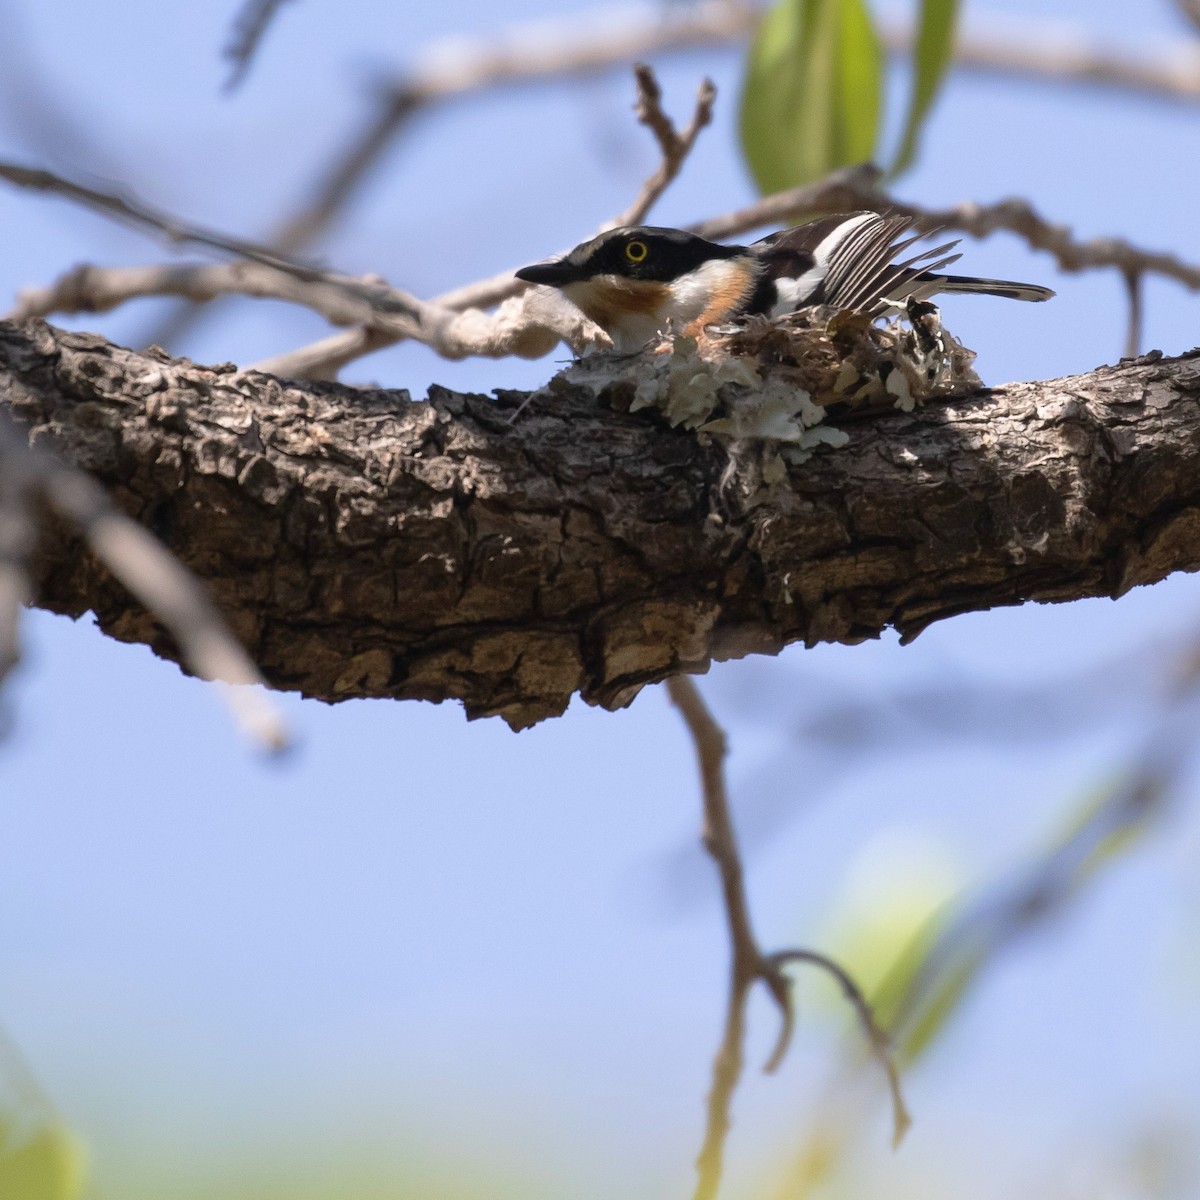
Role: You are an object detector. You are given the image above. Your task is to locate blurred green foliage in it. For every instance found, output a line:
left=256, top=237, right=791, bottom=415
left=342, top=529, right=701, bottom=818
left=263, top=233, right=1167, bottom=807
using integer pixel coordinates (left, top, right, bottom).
left=0, top=1120, right=86, bottom=1200
left=739, top=0, right=960, bottom=192
left=891, top=0, right=961, bottom=176
left=814, top=763, right=1161, bottom=1072
left=740, top=0, right=883, bottom=194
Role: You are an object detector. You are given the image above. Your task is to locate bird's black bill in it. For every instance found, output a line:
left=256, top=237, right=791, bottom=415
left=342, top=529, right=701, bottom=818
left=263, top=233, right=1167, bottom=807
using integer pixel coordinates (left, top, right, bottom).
left=514, top=259, right=584, bottom=286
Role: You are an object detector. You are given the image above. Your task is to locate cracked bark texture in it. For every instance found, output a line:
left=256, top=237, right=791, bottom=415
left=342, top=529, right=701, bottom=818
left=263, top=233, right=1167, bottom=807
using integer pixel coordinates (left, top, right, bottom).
left=2, top=318, right=1199, bottom=728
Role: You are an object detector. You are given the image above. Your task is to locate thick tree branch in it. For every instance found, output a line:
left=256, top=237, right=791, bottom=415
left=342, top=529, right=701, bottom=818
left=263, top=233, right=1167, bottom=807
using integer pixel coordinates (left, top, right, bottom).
left=3, top=318, right=1200, bottom=729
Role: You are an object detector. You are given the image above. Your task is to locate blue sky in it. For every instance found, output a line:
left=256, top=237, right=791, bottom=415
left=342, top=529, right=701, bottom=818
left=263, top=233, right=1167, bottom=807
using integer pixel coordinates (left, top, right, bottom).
left=2, top=1, right=1200, bottom=1196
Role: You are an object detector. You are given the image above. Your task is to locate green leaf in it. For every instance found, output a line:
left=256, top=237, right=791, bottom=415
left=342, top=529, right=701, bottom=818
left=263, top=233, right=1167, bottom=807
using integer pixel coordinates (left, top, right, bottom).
left=0, top=1122, right=87, bottom=1200
left=740, top=0, right=884, bottom=195
left=889, top=0, right=960, bottom=178
left=836, top=0, right=883, bottom=166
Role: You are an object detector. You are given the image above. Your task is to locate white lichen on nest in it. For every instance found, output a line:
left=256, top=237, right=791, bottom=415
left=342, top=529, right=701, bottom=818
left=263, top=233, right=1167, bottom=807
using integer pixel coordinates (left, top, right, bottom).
left=561, top=302, right=982, bottom=467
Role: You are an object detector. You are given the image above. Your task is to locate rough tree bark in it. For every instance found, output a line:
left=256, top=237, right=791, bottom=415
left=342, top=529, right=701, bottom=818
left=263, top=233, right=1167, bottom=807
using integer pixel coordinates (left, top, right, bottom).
left=2, top=318, right=1198, bottom=728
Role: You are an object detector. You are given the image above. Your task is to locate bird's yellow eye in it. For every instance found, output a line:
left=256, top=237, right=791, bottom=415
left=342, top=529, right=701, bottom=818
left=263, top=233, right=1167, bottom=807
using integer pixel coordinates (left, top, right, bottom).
left=625, top=239, right=649, bottom=263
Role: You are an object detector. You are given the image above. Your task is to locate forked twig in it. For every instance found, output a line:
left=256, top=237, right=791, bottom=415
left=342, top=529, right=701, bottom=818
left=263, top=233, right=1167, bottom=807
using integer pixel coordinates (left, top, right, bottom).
left=605, top=65, right=717, bottom=231
left=259, top=2, right=1200, bottom=260
left=223, top=0, right=296, bottom=91
left=666, top=675, right=907, bottom=1200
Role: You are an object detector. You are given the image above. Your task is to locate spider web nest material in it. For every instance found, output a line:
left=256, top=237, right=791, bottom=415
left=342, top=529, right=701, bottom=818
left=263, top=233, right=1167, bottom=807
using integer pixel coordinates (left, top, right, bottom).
left=561, top=303, right=982, bottom=468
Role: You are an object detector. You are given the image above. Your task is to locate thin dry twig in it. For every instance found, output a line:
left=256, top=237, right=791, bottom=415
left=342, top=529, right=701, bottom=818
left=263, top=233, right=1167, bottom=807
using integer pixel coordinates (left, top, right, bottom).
left=0, top=412, right=290, bottom=752
left=223, top=0, right=296, bottom=92
left=604, top=65, right=717, bottom=231
left=766, top=949, right=909, bottom=1143
left=666, top=674, right=907, bottom=1200
left=0, top=161, right=611, bottom=361
left=263, top=2, right=1200, bottom=255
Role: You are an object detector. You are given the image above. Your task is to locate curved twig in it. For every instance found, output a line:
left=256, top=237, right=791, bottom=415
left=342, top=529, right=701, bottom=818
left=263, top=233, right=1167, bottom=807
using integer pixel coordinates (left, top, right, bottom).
left=666, top=675, right=907, bottom=1200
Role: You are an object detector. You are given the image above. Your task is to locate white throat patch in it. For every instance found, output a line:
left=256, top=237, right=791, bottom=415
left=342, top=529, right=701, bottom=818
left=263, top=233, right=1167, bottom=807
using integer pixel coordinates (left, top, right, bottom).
left=665, top=258, right=752, bottom=327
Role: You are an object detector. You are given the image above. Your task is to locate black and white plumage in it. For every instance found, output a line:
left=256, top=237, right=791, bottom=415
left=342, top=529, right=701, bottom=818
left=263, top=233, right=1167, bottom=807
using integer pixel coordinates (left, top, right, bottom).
left=515, top=211, right=1054, bottom=352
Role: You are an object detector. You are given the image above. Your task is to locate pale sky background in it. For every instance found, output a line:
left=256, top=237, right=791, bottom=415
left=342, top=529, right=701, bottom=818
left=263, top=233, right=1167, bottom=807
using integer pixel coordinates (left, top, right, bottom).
left=2, top=1, right=1200, bottom=1197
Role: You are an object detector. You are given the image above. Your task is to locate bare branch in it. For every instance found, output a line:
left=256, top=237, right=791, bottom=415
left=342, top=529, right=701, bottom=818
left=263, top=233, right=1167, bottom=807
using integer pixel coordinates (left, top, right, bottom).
left=8, top=258, right=611, bottom=362
left=667, top=674, right=757, bottom=1200
left=666, top=675, right=905, bottom=1200
left=0, top=408, right=290, bottom=752
left=0, top=163, right=611, bottom=360
left=10, top=260, right=403, bottom=324
left=223, top=0, right=296, bottom=92
left=880, top=194, right=1200, bottom=293
left=1179, top=0, right=1200, bottom=35
left=605, top=65, right=717, bottom=231
left=277, top=3, right=1200, bottom=251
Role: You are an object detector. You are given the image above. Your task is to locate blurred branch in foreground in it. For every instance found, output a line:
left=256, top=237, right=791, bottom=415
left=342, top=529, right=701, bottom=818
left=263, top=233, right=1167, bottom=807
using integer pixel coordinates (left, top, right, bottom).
left=0, top=409, right=289, bottom=752
left=223, top=0, right=296, bottom=92
left=657, top=635, right=1187, bottom=904
left=1176, top=0, right=1200, bottom=36
left=768, top=644, right=1200, bottom=1196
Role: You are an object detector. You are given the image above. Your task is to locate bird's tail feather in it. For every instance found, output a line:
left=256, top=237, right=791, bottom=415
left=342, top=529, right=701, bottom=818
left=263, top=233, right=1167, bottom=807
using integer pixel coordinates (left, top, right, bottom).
left=921, top=272, right=1055, bottom=302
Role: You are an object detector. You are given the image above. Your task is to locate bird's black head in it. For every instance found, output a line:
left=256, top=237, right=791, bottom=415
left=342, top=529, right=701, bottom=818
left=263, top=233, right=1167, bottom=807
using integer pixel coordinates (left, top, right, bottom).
left=515, top=226, right=743, bottom=287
